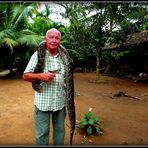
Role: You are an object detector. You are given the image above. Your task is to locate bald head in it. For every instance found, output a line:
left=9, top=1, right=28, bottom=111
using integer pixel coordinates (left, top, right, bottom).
left=46, top=28, right=61, bottom=39
left=45, top=28, right=61, bottom=52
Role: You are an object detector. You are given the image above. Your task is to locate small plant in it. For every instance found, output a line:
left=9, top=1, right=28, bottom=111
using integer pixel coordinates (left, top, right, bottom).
left=79, top=108, right=103, bottom=135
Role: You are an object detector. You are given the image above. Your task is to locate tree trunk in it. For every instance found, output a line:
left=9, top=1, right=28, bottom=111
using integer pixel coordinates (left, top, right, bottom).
left=96, top=47, right=101, bottom=82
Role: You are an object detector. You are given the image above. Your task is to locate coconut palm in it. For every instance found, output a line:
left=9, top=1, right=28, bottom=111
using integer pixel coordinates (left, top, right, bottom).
left=0, top=2, right=43, bottom=74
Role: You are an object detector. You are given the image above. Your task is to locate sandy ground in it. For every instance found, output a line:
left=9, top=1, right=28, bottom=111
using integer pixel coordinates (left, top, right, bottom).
left=0, top=72, right=148, bottom=146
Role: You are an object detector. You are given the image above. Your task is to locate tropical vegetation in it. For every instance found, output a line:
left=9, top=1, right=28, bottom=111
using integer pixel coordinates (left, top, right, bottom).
left=0, top=2, right=147, bottom=79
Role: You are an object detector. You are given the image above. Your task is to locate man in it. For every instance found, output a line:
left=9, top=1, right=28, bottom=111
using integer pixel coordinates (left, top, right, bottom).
left=23, top=28, right=70, bottom=145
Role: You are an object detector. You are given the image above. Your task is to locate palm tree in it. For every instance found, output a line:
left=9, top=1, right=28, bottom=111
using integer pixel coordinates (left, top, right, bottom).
left=0, top=2, right=43, bottom=74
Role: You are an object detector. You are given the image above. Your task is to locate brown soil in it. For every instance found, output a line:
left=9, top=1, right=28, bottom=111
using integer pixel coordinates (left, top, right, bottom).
left=0, top=72, right=148, bottom=146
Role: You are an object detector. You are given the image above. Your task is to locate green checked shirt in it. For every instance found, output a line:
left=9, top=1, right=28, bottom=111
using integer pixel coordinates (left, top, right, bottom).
left=24, top=50, right=66, bottom=112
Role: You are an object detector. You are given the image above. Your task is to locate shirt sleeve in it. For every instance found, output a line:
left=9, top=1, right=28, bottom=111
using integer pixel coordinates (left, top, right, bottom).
left=23, top=51, right=38, bottom=73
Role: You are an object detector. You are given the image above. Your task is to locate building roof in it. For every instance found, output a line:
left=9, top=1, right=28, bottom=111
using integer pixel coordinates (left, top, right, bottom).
left=103, top=30, right=148, bottom=50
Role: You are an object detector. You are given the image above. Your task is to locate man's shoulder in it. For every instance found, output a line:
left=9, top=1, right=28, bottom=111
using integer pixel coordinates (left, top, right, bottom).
left=30, top=51, right=38, bottom=59
left=39, top=40, right=46, bottom=47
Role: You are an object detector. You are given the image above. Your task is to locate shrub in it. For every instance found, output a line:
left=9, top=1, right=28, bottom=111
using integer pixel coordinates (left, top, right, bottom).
left=79, top=108, right=103, bottom=135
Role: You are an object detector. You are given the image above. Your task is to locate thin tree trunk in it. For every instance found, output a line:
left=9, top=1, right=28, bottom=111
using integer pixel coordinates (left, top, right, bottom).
left=96, top=47, right=101, bottom=82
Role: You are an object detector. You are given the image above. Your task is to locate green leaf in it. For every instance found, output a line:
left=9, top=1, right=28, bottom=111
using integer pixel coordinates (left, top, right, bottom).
left=85, top=111, right=92, bottom=120
left=92, top=117, right=98, bottom=122
left=95, top=127, right=103, bottom=135
left=79, top=120, right=88, bottom=129
left=88, top=119, right=94, bottom=125
left=80, top=117, right=87, bottom=122
left=87, top=126, right=92, bottom=134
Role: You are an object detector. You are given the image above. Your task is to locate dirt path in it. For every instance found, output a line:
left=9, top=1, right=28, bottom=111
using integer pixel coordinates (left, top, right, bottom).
left=0, top=73, right=148, bottom=146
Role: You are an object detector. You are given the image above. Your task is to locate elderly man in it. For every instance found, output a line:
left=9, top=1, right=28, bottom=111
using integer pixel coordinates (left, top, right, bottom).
left=23, top=28, right=69, bottom=145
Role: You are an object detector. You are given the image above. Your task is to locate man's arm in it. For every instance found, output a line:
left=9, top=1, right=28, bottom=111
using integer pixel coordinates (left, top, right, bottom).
left=23, top=72, right=56, bottom=82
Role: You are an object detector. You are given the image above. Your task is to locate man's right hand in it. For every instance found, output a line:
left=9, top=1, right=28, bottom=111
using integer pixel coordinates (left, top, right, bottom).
left=41, top=72, right=56, bottom=82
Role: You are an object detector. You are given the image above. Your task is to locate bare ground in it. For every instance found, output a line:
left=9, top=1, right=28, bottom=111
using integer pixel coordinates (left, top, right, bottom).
left=0, top=72, right=148, bottom=146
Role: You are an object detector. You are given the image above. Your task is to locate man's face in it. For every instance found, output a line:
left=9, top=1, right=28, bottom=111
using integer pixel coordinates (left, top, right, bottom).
left=45, top=30, right=61, bottom=50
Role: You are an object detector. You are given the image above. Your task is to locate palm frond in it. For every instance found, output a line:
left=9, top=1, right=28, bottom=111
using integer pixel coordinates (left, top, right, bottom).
left=0, top=29, right=16, bottom=41
left=17, top=32, right=44, bottom=47
left=10, top=6, right=26, bottom=28
left=10, top=3, right=38, bottom=29
left=1, top=37, right=18, bottom=53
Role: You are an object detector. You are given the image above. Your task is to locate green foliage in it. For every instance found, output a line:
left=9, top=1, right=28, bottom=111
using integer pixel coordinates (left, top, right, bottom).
left=0, top=2, right=147, bottom=74
left=79, top=110, right=103, bottom=135
left=101, top=50, right=110, bottom=64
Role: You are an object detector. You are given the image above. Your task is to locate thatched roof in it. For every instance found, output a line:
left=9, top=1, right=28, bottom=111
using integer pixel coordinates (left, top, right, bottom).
left=103, top=30, right=148, bottom=50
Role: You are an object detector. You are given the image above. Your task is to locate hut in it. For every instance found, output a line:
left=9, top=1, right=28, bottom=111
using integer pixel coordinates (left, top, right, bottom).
left=102, top=30, right=148, bottom=81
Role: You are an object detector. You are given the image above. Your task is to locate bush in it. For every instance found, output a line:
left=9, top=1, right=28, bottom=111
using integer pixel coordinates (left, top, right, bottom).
left=79, top=108, right=103, bottom=135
